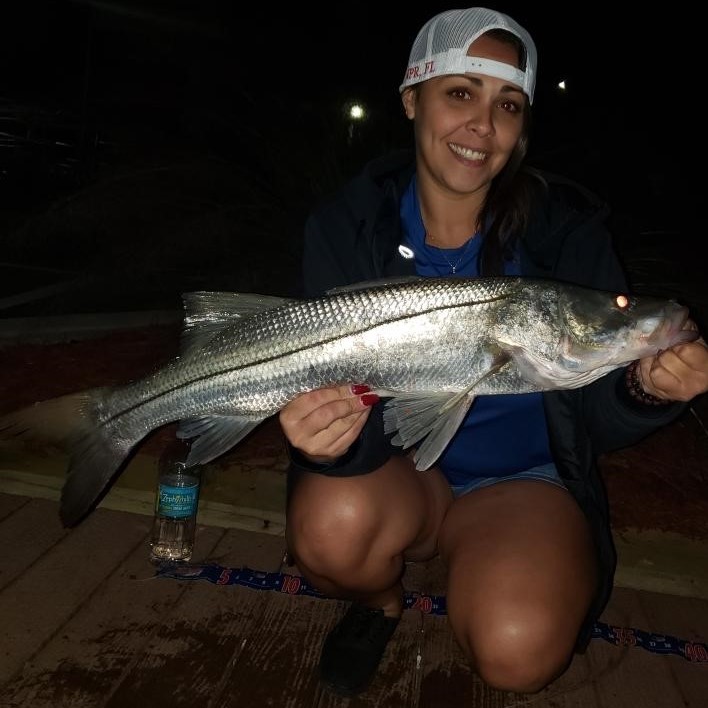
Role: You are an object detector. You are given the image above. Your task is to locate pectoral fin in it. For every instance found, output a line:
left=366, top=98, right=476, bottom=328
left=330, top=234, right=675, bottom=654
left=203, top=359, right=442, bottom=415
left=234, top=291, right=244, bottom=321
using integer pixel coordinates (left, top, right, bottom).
left=380, top=349, right=511, bottom=471
left=382, top=389, right=476, bottom=471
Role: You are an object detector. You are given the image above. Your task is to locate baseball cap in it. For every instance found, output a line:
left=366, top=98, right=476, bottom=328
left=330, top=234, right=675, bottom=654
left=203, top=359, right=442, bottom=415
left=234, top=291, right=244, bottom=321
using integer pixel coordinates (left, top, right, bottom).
left=399, top=7, right=537, bottom=103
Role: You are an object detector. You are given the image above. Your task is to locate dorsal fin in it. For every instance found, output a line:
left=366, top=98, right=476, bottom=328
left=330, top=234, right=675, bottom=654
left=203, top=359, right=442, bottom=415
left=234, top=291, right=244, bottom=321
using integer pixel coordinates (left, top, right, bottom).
left=179, top=291, right=296, bottom=354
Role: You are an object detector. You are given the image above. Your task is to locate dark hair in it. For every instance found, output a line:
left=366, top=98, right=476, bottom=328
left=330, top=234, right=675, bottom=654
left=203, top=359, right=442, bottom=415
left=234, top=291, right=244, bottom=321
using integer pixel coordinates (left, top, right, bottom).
left=476, top=29, right=538, bottom=275
left=484, top=28, right=528, bottom=71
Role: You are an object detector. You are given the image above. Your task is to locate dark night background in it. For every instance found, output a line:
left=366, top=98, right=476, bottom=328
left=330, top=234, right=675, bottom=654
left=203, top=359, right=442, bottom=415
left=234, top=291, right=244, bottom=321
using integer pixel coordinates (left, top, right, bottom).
left=0, top=1, right=697, bottom=324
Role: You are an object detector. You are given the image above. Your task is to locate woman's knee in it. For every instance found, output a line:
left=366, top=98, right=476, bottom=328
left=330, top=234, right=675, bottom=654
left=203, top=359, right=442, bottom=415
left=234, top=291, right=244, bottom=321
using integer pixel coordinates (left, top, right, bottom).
left=450, top=605, right=577, bottom=693
left=287, top=457, right=446, bottom=571
left=287, top=476, right=382, bottom=574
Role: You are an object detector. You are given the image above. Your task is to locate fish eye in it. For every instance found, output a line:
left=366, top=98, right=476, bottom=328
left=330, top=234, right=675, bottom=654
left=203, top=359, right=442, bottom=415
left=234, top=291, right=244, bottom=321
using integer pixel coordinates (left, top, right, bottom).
left=615, top=294, right=631, bottom=310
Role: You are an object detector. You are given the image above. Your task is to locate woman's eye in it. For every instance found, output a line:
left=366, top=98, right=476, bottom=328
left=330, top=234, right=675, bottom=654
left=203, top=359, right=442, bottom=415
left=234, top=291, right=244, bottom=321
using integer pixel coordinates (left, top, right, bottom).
left=499, top=100, right=520, bottom=113
left=448, top=88, right=471, bottom=100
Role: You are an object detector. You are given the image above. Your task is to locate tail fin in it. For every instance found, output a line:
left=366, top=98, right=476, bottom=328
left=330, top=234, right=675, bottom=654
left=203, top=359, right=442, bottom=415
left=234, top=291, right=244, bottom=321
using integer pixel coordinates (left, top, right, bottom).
left=0, top=389, right=136, bottom=527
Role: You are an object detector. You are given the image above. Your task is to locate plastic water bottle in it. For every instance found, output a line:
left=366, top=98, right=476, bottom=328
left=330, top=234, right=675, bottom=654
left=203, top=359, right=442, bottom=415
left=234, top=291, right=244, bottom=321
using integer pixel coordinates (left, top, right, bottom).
left=149, top=437, right=201, bottom=563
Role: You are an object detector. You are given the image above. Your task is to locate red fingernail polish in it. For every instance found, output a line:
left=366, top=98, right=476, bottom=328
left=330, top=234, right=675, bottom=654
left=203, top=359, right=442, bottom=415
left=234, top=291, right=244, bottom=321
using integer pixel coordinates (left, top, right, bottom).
left=360, top=393, right=380, bottom=406
left=351, top=384, right=370, bottom=395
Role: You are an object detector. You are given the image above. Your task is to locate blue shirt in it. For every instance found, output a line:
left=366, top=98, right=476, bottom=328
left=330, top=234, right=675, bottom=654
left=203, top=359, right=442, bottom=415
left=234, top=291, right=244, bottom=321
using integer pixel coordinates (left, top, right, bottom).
left=399, top=175, right=552, bottom=484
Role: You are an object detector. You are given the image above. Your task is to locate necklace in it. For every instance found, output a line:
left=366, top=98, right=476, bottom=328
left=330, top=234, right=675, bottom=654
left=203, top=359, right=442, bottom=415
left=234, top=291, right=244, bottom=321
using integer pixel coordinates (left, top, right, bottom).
left=425, top=233, right=474, bottom=274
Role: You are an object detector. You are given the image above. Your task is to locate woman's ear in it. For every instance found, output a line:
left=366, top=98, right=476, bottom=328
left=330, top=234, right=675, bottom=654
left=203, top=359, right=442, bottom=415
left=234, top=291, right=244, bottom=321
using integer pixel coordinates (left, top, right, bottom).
left=401, top=88, right=416, bottom=120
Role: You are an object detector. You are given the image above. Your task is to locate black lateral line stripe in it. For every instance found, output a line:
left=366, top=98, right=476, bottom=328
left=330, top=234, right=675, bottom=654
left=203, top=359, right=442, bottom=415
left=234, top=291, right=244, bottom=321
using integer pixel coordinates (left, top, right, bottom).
left=103, top=291, right=512, bottom=425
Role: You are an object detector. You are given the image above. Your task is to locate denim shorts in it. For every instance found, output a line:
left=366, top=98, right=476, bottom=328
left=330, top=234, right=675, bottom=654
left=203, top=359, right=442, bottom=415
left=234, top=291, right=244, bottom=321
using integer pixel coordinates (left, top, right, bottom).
left=448, top=462, right=566, bottom=498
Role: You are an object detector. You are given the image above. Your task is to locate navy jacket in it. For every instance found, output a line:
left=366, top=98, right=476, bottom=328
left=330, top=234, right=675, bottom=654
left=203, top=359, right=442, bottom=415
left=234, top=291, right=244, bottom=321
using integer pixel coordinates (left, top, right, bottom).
left=291, top=149, right=685, bottom=645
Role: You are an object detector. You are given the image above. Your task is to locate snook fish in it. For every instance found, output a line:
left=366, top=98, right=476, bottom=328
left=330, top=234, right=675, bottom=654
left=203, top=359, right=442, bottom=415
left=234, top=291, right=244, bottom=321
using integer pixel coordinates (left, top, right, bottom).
left=0, top=276, right=696, bottom=527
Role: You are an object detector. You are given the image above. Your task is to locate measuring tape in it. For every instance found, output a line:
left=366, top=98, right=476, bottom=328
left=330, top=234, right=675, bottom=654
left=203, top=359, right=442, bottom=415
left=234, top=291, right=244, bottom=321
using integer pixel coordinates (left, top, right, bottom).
left=156, top=563, right=708, bottom=664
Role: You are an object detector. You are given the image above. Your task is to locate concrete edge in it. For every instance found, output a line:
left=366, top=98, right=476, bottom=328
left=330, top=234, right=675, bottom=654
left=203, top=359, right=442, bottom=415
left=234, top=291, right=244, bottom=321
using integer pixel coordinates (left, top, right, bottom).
left=612, top=531, right=708, bottom=600
left=0, top=469, right=286, bottom=537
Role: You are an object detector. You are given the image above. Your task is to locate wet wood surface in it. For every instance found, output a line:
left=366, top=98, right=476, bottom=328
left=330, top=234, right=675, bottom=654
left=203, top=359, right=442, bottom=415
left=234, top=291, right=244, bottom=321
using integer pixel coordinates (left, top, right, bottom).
left=1, top=493, right=706, bottom=708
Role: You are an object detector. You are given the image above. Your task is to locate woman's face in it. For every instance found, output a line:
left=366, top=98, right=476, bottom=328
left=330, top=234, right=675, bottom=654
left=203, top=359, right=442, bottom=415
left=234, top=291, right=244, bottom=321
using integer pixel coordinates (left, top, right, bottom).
left=402, top=33, right=527, bottom=197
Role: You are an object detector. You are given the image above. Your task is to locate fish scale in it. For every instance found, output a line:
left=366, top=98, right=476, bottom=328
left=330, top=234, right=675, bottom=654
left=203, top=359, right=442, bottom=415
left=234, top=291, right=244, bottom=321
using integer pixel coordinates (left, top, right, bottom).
left=113, top=277, right=521, bottom=420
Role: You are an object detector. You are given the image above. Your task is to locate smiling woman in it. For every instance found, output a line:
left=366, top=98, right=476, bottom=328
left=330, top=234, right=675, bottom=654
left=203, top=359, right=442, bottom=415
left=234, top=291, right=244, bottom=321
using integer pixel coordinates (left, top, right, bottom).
left=275, top=5, right=708, bottom=699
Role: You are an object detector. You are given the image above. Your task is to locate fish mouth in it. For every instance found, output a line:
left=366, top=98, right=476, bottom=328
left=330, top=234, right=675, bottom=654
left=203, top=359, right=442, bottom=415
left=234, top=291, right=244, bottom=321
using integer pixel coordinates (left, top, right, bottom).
left=644, top=304, right=698, bottom=348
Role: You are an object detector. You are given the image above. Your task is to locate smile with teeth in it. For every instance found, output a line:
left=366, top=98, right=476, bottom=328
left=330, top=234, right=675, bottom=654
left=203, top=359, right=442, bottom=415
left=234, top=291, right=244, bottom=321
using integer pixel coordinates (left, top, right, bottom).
left=449, top=143, right=488, bottom=161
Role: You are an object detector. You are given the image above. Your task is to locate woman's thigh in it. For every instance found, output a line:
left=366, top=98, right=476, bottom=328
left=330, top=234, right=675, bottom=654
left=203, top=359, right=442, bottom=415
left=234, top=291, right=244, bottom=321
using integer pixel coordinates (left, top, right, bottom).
left=437, top=480, right=597, bottom=685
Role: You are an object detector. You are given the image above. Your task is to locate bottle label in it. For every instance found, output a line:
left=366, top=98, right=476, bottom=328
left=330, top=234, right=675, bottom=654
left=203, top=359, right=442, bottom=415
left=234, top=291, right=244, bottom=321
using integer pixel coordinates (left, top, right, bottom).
left=158, top=483, right=198, bottom=519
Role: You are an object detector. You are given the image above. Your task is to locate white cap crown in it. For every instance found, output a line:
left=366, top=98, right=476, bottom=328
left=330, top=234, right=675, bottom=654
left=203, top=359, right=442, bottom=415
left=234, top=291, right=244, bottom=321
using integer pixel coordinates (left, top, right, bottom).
left=400, top=7, right=537, bottom=103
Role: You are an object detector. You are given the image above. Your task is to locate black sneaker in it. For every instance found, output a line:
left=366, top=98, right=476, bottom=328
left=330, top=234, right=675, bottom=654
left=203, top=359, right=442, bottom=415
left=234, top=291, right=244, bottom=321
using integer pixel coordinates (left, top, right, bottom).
left=319, top=602, right=401, bottom=696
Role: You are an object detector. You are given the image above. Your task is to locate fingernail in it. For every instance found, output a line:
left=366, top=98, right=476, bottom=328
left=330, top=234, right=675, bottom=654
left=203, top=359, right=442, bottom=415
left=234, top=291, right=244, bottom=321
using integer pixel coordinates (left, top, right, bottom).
left=351, top=384, right=370, bottom=395
left=360, top=393, right=380, bottom=406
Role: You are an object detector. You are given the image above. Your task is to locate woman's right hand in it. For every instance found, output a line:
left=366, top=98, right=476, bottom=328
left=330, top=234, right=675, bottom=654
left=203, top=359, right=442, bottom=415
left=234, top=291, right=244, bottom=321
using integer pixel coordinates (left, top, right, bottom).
left=279, top=384, right=379, bottom=464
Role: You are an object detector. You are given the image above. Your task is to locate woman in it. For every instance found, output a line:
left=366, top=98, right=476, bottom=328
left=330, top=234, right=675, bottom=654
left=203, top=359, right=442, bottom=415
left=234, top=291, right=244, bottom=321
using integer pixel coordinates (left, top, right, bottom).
left=279, top=7, right=708, bottom=697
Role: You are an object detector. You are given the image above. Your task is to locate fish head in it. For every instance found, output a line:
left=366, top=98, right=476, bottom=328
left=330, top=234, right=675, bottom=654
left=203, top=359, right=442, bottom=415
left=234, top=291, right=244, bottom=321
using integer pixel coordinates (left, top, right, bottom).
left=555, top=284, right=697, bottom=374
left=494, top=280, right=697, bottom=389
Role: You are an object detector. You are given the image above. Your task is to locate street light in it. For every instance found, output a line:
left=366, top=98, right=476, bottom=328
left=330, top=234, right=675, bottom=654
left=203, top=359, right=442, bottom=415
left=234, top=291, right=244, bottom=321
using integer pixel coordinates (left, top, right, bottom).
left=344, top=100, right=366, bottom=144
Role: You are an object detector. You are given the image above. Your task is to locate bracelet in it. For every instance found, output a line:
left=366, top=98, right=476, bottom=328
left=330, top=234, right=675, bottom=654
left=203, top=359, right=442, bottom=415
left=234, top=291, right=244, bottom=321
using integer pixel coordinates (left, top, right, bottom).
left=624, top=360, right=672, bottom=406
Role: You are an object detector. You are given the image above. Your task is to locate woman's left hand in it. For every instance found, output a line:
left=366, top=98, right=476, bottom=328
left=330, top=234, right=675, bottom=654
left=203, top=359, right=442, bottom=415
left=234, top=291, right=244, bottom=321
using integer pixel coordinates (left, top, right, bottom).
left=639, top=327, right=708, bottom=402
